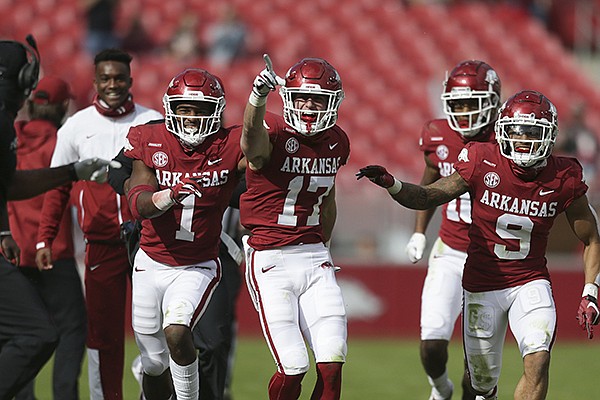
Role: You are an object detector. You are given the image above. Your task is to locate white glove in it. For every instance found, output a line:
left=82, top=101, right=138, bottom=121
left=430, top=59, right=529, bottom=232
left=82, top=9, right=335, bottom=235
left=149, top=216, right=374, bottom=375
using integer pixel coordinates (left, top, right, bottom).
left=73, top=158, right=122, bottom=184
left=406, top=232, right=426, bottom=263
left=249, top=54, right=285, bottom=107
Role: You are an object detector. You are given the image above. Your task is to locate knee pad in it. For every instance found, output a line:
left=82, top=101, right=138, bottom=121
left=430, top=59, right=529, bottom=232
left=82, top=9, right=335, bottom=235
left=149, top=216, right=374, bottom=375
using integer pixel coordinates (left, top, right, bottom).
left=521, top=331, right=553, bottom=356
left=279, top=349, right=310, bottom=375
left=315, top=336, right=347, bottom=363
left=421, top=310, right=453, bottom=340
left=164, top=298, right=195, bottom=327
left=141, top=353, right=170, bottom=377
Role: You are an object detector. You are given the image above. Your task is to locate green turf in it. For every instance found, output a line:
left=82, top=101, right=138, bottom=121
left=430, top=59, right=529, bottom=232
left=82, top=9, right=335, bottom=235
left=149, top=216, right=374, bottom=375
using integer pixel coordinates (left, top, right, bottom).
left=32, top=337, right=599, bottom=399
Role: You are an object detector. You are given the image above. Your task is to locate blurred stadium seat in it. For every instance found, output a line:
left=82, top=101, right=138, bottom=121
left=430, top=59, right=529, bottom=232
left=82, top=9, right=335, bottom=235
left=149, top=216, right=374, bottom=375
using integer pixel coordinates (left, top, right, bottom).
left=3, top=0, right=599, bottom=191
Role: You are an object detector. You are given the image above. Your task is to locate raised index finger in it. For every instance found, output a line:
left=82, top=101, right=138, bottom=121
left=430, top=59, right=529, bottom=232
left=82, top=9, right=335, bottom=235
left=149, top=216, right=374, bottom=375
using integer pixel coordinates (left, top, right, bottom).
left=263, top=54, right=273, bottom=73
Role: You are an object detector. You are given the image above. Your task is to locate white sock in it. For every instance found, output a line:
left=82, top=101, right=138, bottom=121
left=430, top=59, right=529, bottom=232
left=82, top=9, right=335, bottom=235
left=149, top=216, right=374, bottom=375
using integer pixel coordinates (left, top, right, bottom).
left=169, top=357, right=198, bottom=400
left=427, top=371, right=453, bottom=398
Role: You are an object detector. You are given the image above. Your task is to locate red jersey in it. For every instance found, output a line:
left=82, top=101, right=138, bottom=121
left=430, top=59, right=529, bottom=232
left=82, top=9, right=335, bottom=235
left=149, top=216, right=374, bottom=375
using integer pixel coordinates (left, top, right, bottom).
left=454, top=142, right=587, bottom=292
left=9, top=120, right=74, bottom=267
left=125, top=122, right=244, bottom=265
left=419, top=120, right=495, bottom=252
left=240, top=112, right=350, bottom=250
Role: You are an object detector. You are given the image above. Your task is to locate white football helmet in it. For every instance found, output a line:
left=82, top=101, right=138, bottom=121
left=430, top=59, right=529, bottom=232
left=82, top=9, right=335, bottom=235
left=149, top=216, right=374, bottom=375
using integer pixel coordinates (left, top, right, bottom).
left=495, top=90, right=557, bottom=168
left=163, top=69, right=226, bottom=147
left=279, top=57, right=344, bottom=136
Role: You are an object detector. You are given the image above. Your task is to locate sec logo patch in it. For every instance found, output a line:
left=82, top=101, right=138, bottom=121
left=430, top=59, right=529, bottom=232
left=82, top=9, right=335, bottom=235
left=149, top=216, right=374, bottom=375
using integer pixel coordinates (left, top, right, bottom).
left=152, top=151, right=168, bottom=168
left=285, top=137, right=299, bottom=154
left=436, top=145, right=449, bottom=160
left=483, top=172, right=500, bottom=188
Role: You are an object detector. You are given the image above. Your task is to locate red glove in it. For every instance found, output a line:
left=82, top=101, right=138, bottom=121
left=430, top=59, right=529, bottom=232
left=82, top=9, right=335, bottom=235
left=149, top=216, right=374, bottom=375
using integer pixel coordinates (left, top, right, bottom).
left=170, top=178, right=203, bottom=204
left=356, top=165, right=395, bottom=188
left=577, top=294, right=599, bottom=339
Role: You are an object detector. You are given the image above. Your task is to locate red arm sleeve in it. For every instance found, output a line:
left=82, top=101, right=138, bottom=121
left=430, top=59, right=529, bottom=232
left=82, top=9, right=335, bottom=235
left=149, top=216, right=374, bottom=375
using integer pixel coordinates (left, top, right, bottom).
left=36, top=183, right=72, bottom=248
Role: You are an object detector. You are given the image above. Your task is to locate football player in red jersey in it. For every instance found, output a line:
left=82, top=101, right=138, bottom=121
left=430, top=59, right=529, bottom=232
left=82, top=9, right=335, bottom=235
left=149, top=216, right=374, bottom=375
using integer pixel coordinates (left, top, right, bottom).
left=406, top=60, right=500, bottom=400
left=124, top=68, right=245, bottom=400
left=358, top=90, right=600, bottom=400
left=240, top=55, right=349, bottom=400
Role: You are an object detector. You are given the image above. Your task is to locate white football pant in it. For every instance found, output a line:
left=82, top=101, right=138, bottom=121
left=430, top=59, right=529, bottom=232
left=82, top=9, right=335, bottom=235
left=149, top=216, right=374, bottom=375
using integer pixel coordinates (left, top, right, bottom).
left=244, top=240, right=347, bottom=375
left=421, top=237, right=466, bottom=341
left=132, top=248, right=220, bottom=376
left=463, top=279, right=556, bottom=394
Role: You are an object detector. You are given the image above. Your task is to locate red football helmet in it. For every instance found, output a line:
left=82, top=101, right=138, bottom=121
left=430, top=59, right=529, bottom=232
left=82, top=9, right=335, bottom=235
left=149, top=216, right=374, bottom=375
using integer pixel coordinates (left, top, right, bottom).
left=279, top=57, right=344, bottom=136
left=163, top=69, right=226, bottom=147
left=441, top=60, right=501, bottom=137
left=495, top=90, right=558, bottom=167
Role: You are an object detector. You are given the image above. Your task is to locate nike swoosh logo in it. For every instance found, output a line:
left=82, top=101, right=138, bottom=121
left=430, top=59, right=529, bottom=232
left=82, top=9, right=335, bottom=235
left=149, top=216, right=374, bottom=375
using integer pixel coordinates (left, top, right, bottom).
left=261, top=265, right=276, bottom=273
left=134, top=266, right=145, bottom=272
left=208, top=158, right=222, bottom=166
left=329, top=143, right=338, bottom=150
left=90, top=264, right=100, bottom=271
left=86, top=134, right=97, bottom=139
left=539, top=189, right=555, bottom=196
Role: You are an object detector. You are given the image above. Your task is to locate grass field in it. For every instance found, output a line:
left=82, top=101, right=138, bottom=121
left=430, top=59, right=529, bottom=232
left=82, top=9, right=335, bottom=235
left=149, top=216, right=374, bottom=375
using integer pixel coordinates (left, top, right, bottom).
left=33, top=337, right=600, bottom=399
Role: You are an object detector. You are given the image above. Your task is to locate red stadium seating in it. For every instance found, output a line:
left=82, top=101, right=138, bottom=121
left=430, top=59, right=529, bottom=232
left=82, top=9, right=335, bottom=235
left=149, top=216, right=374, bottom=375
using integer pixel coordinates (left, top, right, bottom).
left=3, top=0, right=600, bottom=188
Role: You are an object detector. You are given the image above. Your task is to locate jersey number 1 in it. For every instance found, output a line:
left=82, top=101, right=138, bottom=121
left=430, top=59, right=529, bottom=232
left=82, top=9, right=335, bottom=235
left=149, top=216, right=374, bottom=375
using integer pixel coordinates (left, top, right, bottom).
left=175, top=195, right=195, bottom=242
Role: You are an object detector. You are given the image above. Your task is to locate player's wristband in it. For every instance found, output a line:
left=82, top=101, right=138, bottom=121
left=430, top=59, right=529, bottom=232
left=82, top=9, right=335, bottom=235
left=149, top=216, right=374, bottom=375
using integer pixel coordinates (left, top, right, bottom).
left=249, top=92, right=267, bottom=107
left=127, top=184, right=156, bottom=220
left=387, top=179, right=403, bottom=195
left=582, top=283, right=599, bottom=299
left=36, top=241, right=47, bottom=250
left=0, top=230, right=11, bottom=238
left=152, top=189, right=175, bottom=211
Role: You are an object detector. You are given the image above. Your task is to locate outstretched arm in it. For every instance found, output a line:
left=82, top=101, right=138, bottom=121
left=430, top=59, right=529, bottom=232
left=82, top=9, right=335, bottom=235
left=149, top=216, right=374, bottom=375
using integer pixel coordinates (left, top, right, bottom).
left=394, top=172, right=469, bottom=209
left=8, top=165, right=75, bottom=200
left=356, top=165, right=469, bottom=209
left=8, top=158, right=121, bottom=200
